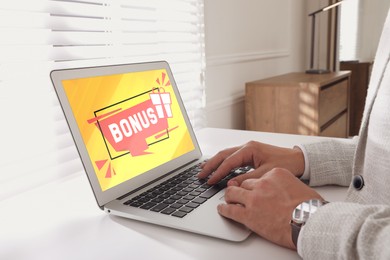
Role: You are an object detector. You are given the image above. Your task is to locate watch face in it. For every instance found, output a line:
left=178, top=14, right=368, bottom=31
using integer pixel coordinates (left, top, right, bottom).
left=292, top=199, right=323, bottom=224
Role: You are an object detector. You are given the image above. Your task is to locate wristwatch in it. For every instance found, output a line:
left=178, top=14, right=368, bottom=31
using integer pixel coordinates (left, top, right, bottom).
left=290, top=199, right=328, bottom=248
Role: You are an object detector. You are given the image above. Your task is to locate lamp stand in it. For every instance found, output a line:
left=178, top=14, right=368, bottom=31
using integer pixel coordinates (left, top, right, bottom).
left=306, top=1, right=343, bottom=74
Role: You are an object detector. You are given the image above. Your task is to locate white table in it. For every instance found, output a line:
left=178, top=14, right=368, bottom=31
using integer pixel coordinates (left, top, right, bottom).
left=0, top=128, right=347, bottom=260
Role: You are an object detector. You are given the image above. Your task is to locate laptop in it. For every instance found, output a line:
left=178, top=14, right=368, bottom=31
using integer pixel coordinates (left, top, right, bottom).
left=50, top=61, right=251, bottom=242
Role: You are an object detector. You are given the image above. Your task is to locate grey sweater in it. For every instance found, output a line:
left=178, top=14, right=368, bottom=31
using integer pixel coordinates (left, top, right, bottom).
left=299, top=8, right=390, bottom=260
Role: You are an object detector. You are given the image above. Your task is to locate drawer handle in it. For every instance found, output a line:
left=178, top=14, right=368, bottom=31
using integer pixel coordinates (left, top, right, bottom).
left=320, top=109, right=347, bottom=132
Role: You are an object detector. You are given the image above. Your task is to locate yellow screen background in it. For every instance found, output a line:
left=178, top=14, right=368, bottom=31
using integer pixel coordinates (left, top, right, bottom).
left=62, top=69, right=195, bottom=191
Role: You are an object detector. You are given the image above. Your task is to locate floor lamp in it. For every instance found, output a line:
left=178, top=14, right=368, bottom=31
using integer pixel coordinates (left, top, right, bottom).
left=306, top=1, right=344, bottom=74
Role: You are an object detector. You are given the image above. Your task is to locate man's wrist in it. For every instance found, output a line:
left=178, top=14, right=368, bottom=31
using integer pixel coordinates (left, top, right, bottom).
left=293, top=145, right=310, bottom=180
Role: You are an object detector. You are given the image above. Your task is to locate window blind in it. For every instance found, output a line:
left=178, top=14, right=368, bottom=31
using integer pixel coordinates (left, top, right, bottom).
left=0, top=0, right=205, bottom=201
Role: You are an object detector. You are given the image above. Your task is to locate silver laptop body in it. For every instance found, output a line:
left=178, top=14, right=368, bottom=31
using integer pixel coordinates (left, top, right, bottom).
left=50, top=61, right=251, bottom=242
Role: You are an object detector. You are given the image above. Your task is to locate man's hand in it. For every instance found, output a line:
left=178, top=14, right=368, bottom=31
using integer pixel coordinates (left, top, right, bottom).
left=218, top=168, right=323, bottom=249
left=198, top=141, right=305, bottom=185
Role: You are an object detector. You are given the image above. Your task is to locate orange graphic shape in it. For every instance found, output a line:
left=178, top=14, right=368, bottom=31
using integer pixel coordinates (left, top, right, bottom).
left=156, top=72, right=170, bottom=87
left=96, top=159, right=108, bottom=170
left=155, top=125, right=179, bottom=139
left=105, top=162, right=112, bottom=178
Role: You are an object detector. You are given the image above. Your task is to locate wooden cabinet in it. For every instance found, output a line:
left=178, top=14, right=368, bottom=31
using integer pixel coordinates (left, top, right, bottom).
left=245, top=72, right=351, bottom=137
left=340, top=61, right=372, bottom=136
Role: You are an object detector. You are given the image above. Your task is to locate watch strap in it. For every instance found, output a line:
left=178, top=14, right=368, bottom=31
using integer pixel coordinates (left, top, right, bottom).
left=291, top=222, right=301, bottom=248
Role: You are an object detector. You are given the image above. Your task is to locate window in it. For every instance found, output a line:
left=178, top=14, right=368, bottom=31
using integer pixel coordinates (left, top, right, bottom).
left=0, top=0, right=205, bottom=201
left=339, top=0, right=360, bottom=61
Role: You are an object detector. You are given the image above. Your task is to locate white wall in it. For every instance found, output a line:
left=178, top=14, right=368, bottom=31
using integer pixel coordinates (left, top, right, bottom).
left=358, top=0, right=390, bottom=61
left=203, top=0, right=390, bottom=129
left=204, top=0, right=307, bottom=129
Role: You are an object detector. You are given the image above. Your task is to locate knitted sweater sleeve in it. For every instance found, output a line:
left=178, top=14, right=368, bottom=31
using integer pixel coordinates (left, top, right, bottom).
left=300, top=202, right=390, bottom=259
left=300, top=137, right=358, bottom=187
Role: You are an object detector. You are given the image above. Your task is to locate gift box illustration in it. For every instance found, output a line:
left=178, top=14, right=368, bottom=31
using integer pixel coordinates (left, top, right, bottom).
left=150, top=88, right=173, bottom=119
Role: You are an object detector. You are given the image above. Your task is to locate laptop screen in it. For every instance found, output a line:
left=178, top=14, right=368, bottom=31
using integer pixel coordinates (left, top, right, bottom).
left=61, top=68, right=196, bottom=192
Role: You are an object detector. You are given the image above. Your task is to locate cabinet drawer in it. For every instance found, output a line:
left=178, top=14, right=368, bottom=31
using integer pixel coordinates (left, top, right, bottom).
left=319, top=80, right=348, bottom=127
left=245, top=72, right=350, bottom=137
left=320, top=112, right=347, bottom=137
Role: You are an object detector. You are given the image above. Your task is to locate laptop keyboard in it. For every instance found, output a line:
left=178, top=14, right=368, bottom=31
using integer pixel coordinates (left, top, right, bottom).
left=123, top=163, right=253, bottom=218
